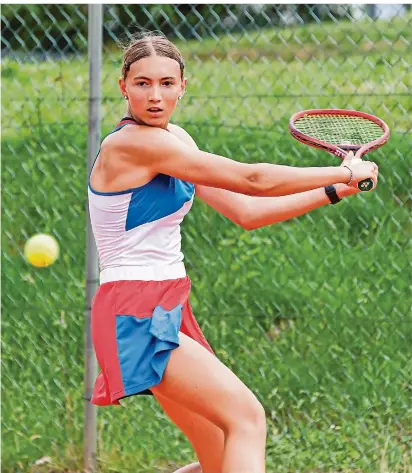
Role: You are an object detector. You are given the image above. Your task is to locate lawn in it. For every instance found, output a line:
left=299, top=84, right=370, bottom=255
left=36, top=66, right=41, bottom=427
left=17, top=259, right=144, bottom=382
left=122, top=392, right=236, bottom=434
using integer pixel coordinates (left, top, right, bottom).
left=2, top=14, right=411, bottom=473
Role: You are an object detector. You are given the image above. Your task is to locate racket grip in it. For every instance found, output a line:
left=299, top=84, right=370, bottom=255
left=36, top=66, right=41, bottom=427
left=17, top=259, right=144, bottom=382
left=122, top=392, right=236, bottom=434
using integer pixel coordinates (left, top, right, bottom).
left=358, top=178, right=374, bottom=192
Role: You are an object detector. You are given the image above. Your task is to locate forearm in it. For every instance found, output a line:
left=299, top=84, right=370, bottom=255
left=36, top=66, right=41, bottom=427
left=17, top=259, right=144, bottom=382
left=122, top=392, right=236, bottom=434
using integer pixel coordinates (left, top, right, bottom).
left=251, top=163, right=350, bottom=197
left=243, top=184, right=348, bottom=230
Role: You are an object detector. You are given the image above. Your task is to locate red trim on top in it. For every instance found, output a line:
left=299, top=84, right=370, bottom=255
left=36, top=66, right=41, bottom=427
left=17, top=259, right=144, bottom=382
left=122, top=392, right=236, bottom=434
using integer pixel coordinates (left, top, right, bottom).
left=116, top=119, right=138, bottom=128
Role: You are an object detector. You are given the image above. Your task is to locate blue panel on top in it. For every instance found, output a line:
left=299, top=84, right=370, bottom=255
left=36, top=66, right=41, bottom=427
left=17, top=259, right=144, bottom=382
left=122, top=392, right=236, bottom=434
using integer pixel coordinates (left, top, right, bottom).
left=125, top=174, right=194, bottom=231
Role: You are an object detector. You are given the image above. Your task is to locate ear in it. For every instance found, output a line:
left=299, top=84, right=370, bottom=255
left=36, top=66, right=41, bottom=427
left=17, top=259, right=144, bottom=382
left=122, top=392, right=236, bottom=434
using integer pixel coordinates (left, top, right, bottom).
left=119, top=77, right=126, bottom=97
left=181, top=77, right=188, bottom=96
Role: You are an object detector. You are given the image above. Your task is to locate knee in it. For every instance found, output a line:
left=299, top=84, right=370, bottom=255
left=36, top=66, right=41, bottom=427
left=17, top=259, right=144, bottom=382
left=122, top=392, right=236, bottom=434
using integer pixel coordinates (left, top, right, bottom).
left=246, top=397, right=267, bottom=433
left=224, top=392, right=267, bottom=436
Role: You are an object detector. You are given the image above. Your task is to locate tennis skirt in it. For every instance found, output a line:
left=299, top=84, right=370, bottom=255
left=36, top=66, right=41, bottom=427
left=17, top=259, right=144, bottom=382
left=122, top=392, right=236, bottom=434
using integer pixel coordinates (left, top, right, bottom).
left=90, top=275, right=214, bottom=406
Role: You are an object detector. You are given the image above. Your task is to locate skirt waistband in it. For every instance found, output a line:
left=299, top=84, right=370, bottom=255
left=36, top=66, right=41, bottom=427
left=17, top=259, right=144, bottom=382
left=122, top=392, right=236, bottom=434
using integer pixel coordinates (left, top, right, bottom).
left=100, top=263, right=186, bottom=284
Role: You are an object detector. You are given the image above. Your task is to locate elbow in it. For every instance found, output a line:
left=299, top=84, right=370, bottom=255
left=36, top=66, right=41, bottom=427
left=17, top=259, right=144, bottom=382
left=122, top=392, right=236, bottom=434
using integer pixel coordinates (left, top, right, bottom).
left=240, top=217, right=262, bottom=231
left=241, top=222, right=257, bottom=231
left=237, top=206, right=258, bottom=231
left=245, top=164, right=276, bottom=197
left=244, top=168, right=263, bottom=196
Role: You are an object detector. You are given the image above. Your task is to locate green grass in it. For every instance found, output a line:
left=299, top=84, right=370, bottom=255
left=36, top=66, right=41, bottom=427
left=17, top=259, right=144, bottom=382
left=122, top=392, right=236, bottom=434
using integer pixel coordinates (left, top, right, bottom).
left=2, top=15, right=412, bottom=473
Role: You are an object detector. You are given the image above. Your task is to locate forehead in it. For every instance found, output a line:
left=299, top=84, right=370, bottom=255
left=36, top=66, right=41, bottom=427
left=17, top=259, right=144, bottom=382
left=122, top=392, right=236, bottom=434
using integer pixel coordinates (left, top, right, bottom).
left=129, top=55, right=181, bottom=79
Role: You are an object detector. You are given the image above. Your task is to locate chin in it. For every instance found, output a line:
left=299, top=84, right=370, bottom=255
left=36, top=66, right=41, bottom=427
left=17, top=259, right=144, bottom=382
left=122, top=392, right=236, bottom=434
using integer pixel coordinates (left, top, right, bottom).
left=146, top=117, right=169, bottom=128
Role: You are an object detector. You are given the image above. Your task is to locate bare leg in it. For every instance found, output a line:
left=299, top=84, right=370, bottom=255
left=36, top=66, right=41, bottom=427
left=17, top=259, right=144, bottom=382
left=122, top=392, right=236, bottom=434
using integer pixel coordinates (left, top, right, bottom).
left=171, top=462, right=202, bottom=473
left=151, top=333, right=266, bottom=473
left=155, top=392, right=224, bottom=473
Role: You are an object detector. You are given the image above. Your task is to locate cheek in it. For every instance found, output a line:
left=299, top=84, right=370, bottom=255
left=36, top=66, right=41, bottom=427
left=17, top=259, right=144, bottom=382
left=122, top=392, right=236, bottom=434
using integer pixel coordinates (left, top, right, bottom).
left=127, top=87, right=179, bottom=112
left=128, top=89, right=146, bottom=106
left=129, top=87, right=144, bottom=98
left=164, top=89, right=180, bottom=103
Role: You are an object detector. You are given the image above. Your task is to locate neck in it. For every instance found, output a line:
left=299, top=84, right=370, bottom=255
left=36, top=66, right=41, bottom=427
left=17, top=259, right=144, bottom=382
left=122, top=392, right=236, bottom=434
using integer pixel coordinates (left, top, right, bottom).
left=123, top=109, right=145, bottom=126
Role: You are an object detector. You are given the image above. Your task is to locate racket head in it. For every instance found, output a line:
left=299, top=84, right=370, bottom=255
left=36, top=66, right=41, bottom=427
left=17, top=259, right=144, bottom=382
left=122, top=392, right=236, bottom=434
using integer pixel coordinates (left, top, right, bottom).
left=289, top=109, right=390, bottom=159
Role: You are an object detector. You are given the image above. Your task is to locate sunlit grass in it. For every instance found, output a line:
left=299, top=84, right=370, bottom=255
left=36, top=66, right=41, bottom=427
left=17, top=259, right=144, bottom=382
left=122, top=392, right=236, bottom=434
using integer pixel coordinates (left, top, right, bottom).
left=2, top=14, right=411, bottom=473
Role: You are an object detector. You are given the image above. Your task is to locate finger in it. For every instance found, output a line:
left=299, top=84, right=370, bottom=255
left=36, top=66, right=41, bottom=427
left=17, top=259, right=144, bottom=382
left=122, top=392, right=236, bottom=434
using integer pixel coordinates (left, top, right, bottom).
left=341, top=151, right=354, bottom=165
left=345, top=151, right=354, bottom=160
left=371, top=166, right=378, bottom=178
left=355, top=149, right=363, bottom=159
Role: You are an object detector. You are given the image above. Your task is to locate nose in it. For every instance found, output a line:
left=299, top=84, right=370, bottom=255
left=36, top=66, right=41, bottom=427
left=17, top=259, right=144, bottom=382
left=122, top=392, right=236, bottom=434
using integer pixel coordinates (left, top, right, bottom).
left=148, top=85, right=162, bottom=102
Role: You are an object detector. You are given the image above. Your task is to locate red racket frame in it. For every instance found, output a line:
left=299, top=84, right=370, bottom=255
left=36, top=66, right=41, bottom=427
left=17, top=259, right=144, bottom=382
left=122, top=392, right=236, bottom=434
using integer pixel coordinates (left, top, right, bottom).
left=289, top=109, right=390, bottom=159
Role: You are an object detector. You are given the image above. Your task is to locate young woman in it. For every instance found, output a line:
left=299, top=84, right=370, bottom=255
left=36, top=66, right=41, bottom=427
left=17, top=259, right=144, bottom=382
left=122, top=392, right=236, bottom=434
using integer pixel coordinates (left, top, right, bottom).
left=88, top=32, right=378, bottom=473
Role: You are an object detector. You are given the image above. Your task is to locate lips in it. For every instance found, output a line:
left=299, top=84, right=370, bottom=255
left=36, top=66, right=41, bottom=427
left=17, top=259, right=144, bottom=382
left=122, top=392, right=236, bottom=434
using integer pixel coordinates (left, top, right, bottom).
left=147, top=108, right=163, bottom=113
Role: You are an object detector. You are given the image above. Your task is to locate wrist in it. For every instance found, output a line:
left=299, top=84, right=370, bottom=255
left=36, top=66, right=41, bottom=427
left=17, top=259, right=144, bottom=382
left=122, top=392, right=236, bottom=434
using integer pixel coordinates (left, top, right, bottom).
left=339, top=166, right=352, bottom=185
left=324, top=185, right=342, bottom=204
left=335, top=182, right=357, bottom=198
left=334, top=183, right=348, bottom=198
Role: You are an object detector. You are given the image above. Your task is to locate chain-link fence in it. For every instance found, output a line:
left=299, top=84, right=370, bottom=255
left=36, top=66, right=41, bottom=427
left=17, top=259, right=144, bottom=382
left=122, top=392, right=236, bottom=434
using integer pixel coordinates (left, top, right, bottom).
left=2, top=4, right=411, bottom=473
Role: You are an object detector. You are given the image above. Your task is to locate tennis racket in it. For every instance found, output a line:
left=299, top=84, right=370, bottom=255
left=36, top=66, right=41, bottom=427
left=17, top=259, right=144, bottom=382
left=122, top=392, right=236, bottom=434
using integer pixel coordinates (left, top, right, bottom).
left=289, top=109, right=390, bottom=191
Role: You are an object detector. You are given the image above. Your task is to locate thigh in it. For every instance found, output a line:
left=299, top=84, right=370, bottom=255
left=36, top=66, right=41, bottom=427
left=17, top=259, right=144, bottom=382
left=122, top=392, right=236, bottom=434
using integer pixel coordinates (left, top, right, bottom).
left=155, top=393, right=224, bottom=473
left=150, top=332, right=263, bottom=433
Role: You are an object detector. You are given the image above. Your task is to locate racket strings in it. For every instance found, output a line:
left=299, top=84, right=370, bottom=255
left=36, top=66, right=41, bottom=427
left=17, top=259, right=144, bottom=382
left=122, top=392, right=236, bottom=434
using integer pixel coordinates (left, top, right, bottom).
left=294, top=115, right=384, bottom=145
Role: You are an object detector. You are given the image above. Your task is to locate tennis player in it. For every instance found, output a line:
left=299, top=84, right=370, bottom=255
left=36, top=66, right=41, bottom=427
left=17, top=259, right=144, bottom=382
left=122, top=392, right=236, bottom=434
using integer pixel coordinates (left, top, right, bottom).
left=88, top=32, right=378, bottom=473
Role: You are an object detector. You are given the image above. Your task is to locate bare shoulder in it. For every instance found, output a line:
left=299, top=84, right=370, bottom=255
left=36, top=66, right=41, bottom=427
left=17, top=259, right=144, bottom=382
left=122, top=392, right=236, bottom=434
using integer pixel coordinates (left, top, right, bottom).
left=100, top=123, right=197, bottom=157
left=168, top=123, right=199, bottom=149
left=99, top=124, right=199, bottom=179
left=101, top=124, right=170, bottom=153
left=91, top=125, right=164, bottom=192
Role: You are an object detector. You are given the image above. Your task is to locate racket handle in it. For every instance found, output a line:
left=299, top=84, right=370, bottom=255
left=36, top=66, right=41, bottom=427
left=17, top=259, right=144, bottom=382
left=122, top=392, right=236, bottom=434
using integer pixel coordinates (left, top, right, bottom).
left=358, top=178, right=374, bottom=192
left=350, top=157, right=374, bottom=192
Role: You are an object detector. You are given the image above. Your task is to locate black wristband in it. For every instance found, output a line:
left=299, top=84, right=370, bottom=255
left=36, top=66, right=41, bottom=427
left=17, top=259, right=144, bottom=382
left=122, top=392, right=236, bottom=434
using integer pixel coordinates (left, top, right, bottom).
left=324, top=185, right=342, bottom=205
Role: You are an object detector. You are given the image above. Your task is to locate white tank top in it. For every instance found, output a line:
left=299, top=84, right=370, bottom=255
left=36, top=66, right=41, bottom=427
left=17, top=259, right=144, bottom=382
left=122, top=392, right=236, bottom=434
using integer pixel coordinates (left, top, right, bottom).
left=87, top=120, right=195, bottom=274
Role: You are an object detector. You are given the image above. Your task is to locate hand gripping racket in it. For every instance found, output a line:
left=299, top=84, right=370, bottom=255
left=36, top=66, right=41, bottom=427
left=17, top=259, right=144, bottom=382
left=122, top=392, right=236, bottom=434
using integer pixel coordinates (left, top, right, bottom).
left=289, top=109, right=390, bottom=191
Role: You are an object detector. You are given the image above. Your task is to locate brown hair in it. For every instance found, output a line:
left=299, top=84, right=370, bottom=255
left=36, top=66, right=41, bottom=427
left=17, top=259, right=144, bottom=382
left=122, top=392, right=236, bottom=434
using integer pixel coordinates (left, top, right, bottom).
left=121, top=31, right=185, bottom=81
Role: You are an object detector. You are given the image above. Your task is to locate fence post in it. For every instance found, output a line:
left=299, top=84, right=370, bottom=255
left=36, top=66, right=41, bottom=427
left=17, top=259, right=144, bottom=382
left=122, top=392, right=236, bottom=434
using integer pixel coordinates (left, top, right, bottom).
left=365, top=4, right=376, bottom=19
left=84, top=4, right=103, bottom=472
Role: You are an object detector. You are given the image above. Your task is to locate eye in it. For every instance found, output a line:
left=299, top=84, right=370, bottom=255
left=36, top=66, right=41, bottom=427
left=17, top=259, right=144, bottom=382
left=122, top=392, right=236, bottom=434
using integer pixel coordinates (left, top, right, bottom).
left=136, top=81, right=148, bottom=87
left=163, top=81, right=173, bottom=87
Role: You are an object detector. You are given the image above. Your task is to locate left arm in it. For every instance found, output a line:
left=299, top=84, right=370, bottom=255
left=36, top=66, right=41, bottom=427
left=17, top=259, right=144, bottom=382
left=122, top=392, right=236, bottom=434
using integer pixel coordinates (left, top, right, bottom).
left=169, top=123, right=359, bottom=231
left=196, top=183, right=356, bottom=231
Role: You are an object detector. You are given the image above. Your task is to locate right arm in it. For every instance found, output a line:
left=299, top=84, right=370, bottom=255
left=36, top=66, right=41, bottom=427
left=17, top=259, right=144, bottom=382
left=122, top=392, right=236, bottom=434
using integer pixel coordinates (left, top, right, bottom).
left=116, top=127, right=375, bottom=197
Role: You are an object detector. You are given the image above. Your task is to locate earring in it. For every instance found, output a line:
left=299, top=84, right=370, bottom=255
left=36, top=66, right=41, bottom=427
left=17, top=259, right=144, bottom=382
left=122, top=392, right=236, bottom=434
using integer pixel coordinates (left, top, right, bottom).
left=178, top=95, right=183, bottom=100
left=124, top=96, right=128, bottom=100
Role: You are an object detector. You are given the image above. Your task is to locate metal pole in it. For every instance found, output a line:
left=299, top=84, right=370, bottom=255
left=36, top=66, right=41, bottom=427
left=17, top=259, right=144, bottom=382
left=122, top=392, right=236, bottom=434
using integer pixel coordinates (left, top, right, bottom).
left=84, top=4, right=102, bottom=473
left=365, top=4, right=376, bottom=19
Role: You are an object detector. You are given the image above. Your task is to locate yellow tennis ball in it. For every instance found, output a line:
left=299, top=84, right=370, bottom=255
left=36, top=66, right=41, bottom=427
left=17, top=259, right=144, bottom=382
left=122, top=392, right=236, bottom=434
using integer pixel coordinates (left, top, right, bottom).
left=24, top=234, right=59, bottom=268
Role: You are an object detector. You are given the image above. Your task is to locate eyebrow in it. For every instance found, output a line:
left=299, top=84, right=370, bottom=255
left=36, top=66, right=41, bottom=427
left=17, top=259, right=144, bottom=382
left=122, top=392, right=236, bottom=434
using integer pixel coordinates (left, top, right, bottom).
left=132, top=76, right=176, bottom=81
